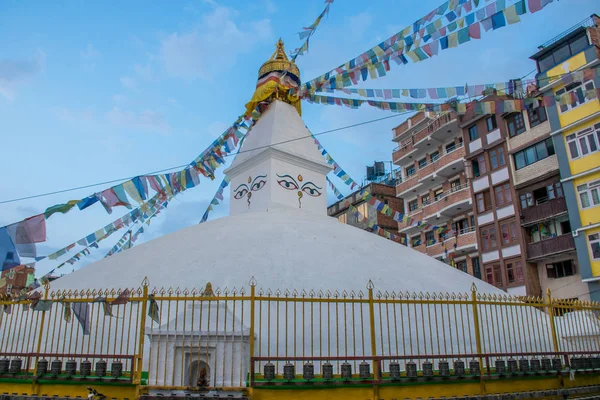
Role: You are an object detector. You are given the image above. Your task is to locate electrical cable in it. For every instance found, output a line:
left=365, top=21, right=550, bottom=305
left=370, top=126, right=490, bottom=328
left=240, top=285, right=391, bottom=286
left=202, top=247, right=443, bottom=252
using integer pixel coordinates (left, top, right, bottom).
left=0, top=111, right=413, bottom=205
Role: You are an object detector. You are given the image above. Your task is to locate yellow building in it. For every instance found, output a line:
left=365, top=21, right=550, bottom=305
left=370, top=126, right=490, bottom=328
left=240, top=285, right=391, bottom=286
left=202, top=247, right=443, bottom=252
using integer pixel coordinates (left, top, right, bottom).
left=530, top=14, right=600, bottom=299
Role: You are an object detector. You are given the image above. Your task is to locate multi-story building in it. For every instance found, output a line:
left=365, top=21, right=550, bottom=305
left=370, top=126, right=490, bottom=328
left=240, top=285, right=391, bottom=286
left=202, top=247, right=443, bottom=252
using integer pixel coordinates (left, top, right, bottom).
left=528, top=14, right=600, bottom=301
left=0, top=264, right=36, bottom=296
left=328, top=182, right=404, bottom=243
left=392, top=111, right=480, bottom=277
left=458, top=94, right=539, bottom=295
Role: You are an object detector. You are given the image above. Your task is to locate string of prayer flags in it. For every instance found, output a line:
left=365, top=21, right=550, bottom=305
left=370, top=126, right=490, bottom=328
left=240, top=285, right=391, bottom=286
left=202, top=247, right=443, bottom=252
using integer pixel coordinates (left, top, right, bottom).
left=0, top=227, right=21, bottom=271
left=301, top=0, right=554, bottom=92
left=44, top=200, right=79, bottom=219
left=292, top=0, right=333, bottom=61
left=326, top=176, right=344, bottom=200
left=200, top=176, right=231, bottom=223
left=312, top=136, right=359, bottom=190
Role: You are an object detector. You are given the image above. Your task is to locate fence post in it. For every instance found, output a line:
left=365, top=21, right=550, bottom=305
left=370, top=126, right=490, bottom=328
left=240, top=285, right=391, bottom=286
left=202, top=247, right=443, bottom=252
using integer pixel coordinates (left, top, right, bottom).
left=546, top=288, right=560, bottom=353
left=470, top=283, right=485, bottom=394
left=135, top=277, right=150, bottom=387
left=367, top=280, right=379, bottom=400
left=249, top=277, right=257, bottom=388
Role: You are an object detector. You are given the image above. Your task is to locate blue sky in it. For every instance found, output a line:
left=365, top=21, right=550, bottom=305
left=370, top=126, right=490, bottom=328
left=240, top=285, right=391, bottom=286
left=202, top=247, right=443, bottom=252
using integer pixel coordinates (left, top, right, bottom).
left=0, top=0, right=597, bottom=278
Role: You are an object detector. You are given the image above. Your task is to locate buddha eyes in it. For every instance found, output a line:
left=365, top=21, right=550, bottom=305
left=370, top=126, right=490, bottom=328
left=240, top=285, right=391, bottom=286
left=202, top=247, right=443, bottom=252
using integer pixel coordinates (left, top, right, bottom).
left=277, top=175, right=299, bottom=190
left=251, top=177, right=267, bottom=191
left=233, top=184, right=249, bottom=199
left=302, top=183, right=322, bottom=197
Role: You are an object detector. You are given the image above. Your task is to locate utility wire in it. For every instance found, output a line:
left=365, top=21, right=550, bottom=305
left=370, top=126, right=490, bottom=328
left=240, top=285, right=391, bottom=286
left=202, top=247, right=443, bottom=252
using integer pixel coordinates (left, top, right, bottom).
left=0, top=111, right=412, bottom=205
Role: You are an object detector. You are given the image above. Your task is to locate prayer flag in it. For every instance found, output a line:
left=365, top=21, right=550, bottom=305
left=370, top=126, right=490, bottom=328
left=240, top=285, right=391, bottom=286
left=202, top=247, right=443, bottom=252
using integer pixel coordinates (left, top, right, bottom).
left=44, top=200, right=79, bottom=219
left=148, top=295, right=160, bottom=324
left=0, top=227, right=20, bottom=271
left=72, top=302, right=90, bottom=335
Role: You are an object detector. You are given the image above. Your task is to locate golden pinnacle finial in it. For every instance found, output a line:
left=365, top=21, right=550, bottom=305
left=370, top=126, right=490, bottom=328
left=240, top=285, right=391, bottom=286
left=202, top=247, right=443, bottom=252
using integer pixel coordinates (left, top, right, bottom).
left=258, top=39, right=300, bottom=80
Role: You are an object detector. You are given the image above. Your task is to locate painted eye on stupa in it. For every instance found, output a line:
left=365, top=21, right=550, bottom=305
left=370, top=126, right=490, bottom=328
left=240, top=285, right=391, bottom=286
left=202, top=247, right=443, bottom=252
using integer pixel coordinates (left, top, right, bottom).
left=233, top=184, right=249, bottom=200
left=276, top=174, right=299, bottom=190
left=250, top=175, right=267, bottom=191
left=301, top=182, right=322, bottom=197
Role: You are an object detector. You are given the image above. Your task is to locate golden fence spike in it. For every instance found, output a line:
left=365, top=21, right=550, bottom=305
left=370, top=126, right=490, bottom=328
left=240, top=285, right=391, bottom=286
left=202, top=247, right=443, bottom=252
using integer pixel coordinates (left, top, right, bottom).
left=284, top=288, right=290, bottom=297
left=318, top=289, right=324, bottom=297
left=258, top=288, right=264, bottom=296
left=231, top=287, right=238, bottom=295
left=176, top=287, right=182, bottom=295
left=431, top=292, right=437, bottom=300
left=216, top=287, right=222, bottom=295
left=350, top=290, right=356, bottom=299
left=309, top=289, right=315, bottom=298
left=301, top=289, right=307, bottom=297
left=136, top=287, right=143, bottom=295
left=223, top=287, right=229, bottom=295
left=405, top=292, right=411, bottom=299
left=275, top=289, right=281, bottom=297
left=239, top=287, right=246, bottom=295
left=342, top=290, right=348, bottom=298
left=424, top=292, right=430, bottom=299
left=142, top=276, right=150, bottom=287
left=293, top=289, right=298, bottom=297
left=167, top=287, right=174, bottom=295
left=265, top=288, right=272, bottom=296
left=471, top=282, right=478, bottom=292
left=334, top=290, right=340, bottom=298
left=384, top=290, right=390, bottom=299
left=159, top=287, right=166, bottom=295
left=444, top=292, right=450, bottom=300
left=450, top=293, right=456, bottom=300
left=326, top=290, right=331, bottom=298
left=110, top=288, right=117, bottom=296
left=367, top=280, right=374, bottom=290
left=411, top=292, right=417, bottom=299
left=376, top=290, right=382, bottom=299
left=390, top=291, right=396, bottom=299
left=249, top=276, right=257, bottom=287
left=183, top=288, right=190, bottom=295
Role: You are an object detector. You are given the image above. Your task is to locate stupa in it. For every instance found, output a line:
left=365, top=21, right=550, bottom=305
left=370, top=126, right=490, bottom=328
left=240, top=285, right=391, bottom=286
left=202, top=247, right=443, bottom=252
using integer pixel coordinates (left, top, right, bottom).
left=33, top=41, right=561, bottom=391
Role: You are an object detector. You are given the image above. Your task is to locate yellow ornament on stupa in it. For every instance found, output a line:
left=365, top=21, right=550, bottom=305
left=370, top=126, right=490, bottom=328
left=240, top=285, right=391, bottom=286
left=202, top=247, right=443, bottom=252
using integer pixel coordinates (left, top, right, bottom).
left=245, top=39, right=302, bottom=117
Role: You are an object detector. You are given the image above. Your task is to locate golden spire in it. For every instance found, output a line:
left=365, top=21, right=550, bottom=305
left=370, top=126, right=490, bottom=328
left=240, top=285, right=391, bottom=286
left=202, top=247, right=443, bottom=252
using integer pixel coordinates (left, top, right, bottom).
left=258, top=38, right=300, bottom=81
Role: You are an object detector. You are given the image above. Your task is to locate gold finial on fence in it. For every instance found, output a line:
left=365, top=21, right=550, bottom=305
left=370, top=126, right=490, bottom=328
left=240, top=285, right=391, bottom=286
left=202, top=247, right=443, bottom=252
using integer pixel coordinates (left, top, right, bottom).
left=202, top=282, right=214, bottom=297
left=471, top=282, right=477, bottom=292
left=366, top=280, right=374, bottom=290
left=249, top=276, right=257, bottom=287
left=142, top=276, right=150, bottom=287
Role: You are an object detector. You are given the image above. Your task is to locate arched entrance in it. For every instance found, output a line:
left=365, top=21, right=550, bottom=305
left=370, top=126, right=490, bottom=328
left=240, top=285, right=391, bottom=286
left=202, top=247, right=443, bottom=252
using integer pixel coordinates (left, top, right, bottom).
left=188, top=360, right=210, bottom=387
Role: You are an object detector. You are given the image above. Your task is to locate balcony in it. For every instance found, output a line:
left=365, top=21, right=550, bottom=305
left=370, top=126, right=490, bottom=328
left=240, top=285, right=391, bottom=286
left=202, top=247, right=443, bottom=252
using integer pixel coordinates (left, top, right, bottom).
left=526, top=234, right=575, bottom=260
left=392, top=112, right=431, bottom=142
left=520, top=197, right=568, bottom=226
left=422, top=184, right=472, bottom=221
left=397, top=207, right=424, bottom=234
left=426, top=227, right=478, bottom=258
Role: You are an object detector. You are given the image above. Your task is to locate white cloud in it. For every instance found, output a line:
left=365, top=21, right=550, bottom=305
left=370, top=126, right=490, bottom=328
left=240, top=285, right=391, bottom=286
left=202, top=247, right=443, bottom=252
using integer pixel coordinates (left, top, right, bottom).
left=159, top=4, right=272, bottom=79
left=106, top=107, right=171, bottom=134
left=80, top=44, right=101, bottom=61
left=0, top=50, right=45, bottom=100
left=120, top=76, right=137, bottom=91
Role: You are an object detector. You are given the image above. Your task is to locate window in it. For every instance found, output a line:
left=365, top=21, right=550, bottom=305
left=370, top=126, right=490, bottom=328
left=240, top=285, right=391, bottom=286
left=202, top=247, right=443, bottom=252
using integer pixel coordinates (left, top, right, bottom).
left=506, top=112, right=526, bottom=137
left=456, top=260, right=468, bottom=272
left=589, top=233, right=600, bottom=260
left=546, top=260, right=575, bottom=279
left=485, top=264, right=503, bottom=287
left=577, top=180, right=600, bottom=209
left=481, top=225, right=497, bottom=251
left=494, top=183, right=512, bottom=207
left=489, top=146, right=506, bottom=170
left=411, top=235, right=421, bottom=247
left=446, top=141, right=456, bottom=153
left=527, top=106, right=547, bottom=128
left=513, top=138, right=555, bottom=170
left=6, top=284, right=12, bottom=293
left=408, top=199, right=419, bottom=212
left=566, top=123, right=600, bottom=160
left=421, top=194, right=430, bottom=206
left=406, top=165, right=416, bottom=177
left=472, top=257, right=481, bottom=279
left=472, top=154, right=486, bottom=177
left=418, top=157, right=427, bottom=169
left=476, top=190, right=492, bottom=213
left=434, top=187, right=444, bottom=201
left=486, top=116, right=497, bottom=132
left=468, top=124, right=479, bottom=141
left=425, top=231, right=436, bottom=246
left=500, top=220, right=518, bottom=245
left=430, top=150, right=440, bottom=162
left=337, top=213, right=347, bottom=224
left=520, top=192, right=533, bottom=209
left=537, top=31, right=590, bottom=71
left=555, top=80, right=596, bottom=113
left=450, top=179, right=461, bottom=192
left=506, top=260, right=524, bottom=284
left=357, top=203, right=368, bottom=223
left=452, top=218, right=469, bottom=234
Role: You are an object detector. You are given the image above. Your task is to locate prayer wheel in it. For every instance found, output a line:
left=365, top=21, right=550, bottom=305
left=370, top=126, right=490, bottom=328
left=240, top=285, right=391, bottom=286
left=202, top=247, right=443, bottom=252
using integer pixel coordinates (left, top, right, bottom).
left=80, top=360, right=92, bottom=377
left=389, top=362, right=401, bottom=380
left=422, top=361, right=433, bottom=377
left=9, top=358, right=22, bottom=374
left=111, top=361, right=123, bottom=378
left=530, top=357, right=540, bottom=373
left=321, top=362, right=333, bottom=380
left=519, top=357, right=530, bottom=373
left=507, top=358, right=518, bottom=374
left=592, top=356, right=600, bottom=370
left=405, top=361, right=417, bottom=378
left=65, top=359, right=77, bottom=377
left=283, top=363, right=295, bottom=381
left=36, top=359, right=48, bottom=376
left=302, top=362, right=314, bottom=381
left=359, top=361, right=370, bottom=379
left=469, top=359, right=480, bottom=376
left=438, top=360, right=450, bottom=377
left=340, top=362, right=352, bottom=380
left=453, top=359, right=465, bottom=377
left=495, top=359, right=506, bottom=375
left=0, top=358, right=9, bottom=374
left=95, top=359, right=107, bottom=377
left=541, top=357, right=552, bottom=372
left=263, top=363, right=275, bottom=381
left=51, top=359, right=62, bottom=377
left=552, top=357, right=562, bottom=372
left=570, top=356, right=581, bottom=371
